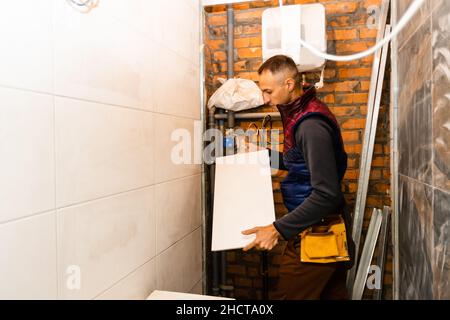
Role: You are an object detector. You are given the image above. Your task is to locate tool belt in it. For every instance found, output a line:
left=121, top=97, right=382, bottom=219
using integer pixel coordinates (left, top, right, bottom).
left=299, top=215, right=351, bottom=264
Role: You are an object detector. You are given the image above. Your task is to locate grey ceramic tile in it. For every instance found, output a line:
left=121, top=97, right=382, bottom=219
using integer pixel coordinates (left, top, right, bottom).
left=432, top=0, right=450, bottom=192
left=397, top=0, right=431, bottom=50
left=398, top=19, right=433, bottom=185
left=433, top=189, right=450, bottom=299
left=398, top=176, right=434, bottom=299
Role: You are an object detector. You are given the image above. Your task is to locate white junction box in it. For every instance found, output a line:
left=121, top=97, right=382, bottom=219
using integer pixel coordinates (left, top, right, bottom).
left=262, top=4, right=327, bottom=72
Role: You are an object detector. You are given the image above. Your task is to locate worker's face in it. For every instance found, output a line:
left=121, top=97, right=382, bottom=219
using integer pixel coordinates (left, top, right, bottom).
left=258, top=70, right=296, bottom=107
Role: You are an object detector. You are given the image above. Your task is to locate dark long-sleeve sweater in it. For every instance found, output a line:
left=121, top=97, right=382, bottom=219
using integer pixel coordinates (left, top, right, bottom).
left=270, top=116, right=345, bottom=240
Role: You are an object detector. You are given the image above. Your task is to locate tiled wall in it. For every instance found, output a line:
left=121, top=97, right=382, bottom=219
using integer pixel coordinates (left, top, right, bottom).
left=395, top=0, right=450, bottom=300
left=0, top=0, right=202, bottom=299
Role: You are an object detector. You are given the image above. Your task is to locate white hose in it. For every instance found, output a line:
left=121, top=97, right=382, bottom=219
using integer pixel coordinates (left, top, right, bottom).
left=298, top=0, right=426, bottom=62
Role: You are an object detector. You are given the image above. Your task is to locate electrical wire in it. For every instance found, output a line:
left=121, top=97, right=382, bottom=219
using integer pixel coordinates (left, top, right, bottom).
left=297, top=0, right=426, bottom=62
left=66, top=0, right=99, bottom=13
left=67, top=0, right=94, bottom=6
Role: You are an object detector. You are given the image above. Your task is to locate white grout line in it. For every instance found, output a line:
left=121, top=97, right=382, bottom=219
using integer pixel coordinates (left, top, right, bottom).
left=0, top=173, right=202, bottom=227
left=0, top=84, right=201, bottom=122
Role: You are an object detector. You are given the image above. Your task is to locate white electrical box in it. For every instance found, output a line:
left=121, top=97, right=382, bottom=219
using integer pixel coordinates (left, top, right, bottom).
left=262, top=4, right=327, bottom=72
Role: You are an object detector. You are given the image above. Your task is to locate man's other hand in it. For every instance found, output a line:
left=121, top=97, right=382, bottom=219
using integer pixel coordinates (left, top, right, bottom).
left=242, top=224, right=280, bottom=251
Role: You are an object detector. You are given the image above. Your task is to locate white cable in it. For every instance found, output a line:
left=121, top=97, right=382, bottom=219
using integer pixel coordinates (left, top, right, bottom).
left=298, top=0, right=426, bottom=62
left=65, top=0, right=99, bottom=13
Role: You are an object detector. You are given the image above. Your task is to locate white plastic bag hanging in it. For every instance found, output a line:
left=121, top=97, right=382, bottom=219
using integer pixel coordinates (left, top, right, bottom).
left=207, top=78, right=264, bottom=112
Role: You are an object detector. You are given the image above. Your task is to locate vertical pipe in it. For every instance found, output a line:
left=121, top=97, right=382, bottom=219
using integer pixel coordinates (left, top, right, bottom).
left=226, top=4, right=236, bottom=129
left=262, top=252, right=269, bottom=300
left=219, top=4, right=236, bottom=298
left=209, top=107, right=220, bottom=296
left=199, top=3, right=208, bottom=295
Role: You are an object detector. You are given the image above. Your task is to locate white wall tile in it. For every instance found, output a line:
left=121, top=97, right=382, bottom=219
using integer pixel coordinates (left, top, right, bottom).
left=57, top=187, right=155, bottom=299
left=0, top=0, right=53, bottom=93
left=53, top=0, right=154, bottom=111
left=55, top=97, right=154, bottom=207
left=0, top=0, right=202, bottom=300
left=95, top=258, right=157, bottom=300
left=0, top=88, right=55, bottom=223
left=190, top=280, right=203, bottom=295
left=151, top=1, right=200, bottom=65
left=156, top=174, right=202, bottom=254
left=154, top=44, right=200, bottom=120
left=155, top=114, right=202, bottom=184
left=156, top=228, right=202, bottom=293
left=0, top=212, right=57, bottom=300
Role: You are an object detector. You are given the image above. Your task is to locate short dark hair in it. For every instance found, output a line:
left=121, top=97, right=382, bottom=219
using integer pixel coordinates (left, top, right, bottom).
left=258, top=55, right=301, bottom=86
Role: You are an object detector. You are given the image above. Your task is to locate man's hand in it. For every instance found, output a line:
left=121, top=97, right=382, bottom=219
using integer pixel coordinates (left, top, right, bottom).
left=242, top=224, right=280, bottom=252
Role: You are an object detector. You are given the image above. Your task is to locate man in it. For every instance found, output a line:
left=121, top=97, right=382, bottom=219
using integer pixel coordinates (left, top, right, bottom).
left=242, top=55, right=353, bottom=300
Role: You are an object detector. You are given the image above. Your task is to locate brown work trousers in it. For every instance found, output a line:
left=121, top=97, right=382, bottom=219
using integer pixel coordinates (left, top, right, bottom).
left=271, top=238, right=349, bottom=300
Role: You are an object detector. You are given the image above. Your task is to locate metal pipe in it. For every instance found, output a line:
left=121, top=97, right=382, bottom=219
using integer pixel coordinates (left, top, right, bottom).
left=219, top=4, right=236, bottom=298
left=261, top=252, right=269, bottom=300
left=215, top=112, right=281, bottom=120
left=226, top=4, right=236, bottom=131
left=212, top=251, right=220, bottom=296
left=209, top=105, right=220, bottom=296
left=199, top=3, right=208, bottom=296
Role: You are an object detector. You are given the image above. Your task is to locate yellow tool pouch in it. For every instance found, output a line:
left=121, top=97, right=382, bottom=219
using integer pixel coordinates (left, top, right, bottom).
left=300, top=215, right=351, bottom=264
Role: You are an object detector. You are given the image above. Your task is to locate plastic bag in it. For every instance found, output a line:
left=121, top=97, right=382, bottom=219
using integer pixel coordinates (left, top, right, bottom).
left=207, top=78, right=264, bottom=112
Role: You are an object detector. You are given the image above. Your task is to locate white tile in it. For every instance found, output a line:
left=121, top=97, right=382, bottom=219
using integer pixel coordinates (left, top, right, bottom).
left=0, top=0, right=53, bottom=93
left=156, top=228, right=202, bottom=293
left=154, top=114, right=202, bottom=184
left=212, top=150, right=276, bottom=251
left=190, top=280, right=203, bottom=295
left=53, top=0, right=154, bottom=111
left=154, top=44, right=200, bottom=120
left=95, top=259, right=157, bottom=300
left=57, top=187, right=155, bottom=299
left=0, top=88, right=55, bottom=223
left=102, top=0, right=157, bottom=42
left=187, top=0, right=201, bottom=12
left=0, top=212, right=57, bottom=300
left=55, top=97, right=154, bottom=207
left=156, top=174, right=202, bottom=254
left=147, top=290, right=232, bottom=300
left=152, top=1, right=200, bottom=65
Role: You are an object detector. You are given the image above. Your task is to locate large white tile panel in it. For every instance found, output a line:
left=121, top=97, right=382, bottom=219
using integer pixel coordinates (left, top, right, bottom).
left=53, top=0, right=154, bottom=111
left=57, top=187, right=155, bottom=299
left=0, top=88, right=54, bottom=223
left=156, top=228, right=202, bottom=293
left=95, top=259, right=156, bottom=300
left=0, top=0, right=53, bottom=93
left=0, top=212, right=57, bottom=300
left=100, top=0, right=153, bottom=39
left=155, top=114, right=202, bottom=184
left=152, top=1, right=200, bottom=65
left=156, top=174, right=202, bottom=253
left=187, top=0, right=201, bottom=12
left=154, top=43, right=200, bottom=120
left=55, top=97, right=154, bottom=207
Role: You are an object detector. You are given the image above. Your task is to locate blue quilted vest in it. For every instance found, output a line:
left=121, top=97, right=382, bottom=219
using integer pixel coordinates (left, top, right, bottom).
left=276, top=87, right=348, bottom=211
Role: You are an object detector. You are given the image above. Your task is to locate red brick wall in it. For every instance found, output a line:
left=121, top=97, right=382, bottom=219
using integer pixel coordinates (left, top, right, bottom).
left=204, top=0, right=392, bottom=300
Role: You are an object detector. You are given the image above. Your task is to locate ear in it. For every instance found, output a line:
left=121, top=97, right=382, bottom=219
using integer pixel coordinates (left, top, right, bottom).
left=286, top=78, right=297, bottom=92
